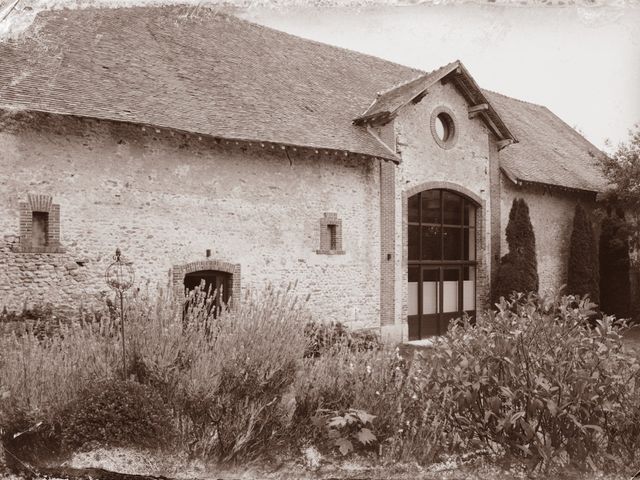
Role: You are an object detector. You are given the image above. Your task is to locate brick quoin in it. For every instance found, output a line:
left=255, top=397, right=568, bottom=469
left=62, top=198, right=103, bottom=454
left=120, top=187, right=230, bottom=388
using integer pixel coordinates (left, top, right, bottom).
left=379, top=159, right=396, bottom=327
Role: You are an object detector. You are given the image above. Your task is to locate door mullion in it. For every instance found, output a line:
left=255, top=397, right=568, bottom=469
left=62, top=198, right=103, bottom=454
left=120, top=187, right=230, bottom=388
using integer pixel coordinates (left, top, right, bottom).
left=458, top=265, right=463, bottom=316
left=438, top=267, right=443, bottom=335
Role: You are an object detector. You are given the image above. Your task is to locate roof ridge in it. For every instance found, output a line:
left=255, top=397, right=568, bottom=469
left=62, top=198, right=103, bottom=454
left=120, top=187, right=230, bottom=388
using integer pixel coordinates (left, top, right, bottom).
left=30, top=4, right=425, bottom=78
left=374, top=60, right=462, bottom=98
left=375, top=71, right=427, bottom=98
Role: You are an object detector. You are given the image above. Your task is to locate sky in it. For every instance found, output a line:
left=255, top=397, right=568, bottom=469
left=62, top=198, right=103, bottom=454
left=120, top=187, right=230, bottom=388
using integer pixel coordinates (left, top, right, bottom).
left=1, top=0, right=639, bottom=151
left=239, top=3, right=640, bottom=151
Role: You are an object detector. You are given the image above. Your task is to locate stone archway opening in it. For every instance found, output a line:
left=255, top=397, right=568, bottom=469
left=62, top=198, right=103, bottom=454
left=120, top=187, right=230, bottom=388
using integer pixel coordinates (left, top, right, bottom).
left=172, top=260, right=241, bottom=306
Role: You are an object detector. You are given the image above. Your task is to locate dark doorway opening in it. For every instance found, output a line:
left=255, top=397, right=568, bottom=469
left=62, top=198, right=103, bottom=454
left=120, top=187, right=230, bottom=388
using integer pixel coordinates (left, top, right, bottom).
left=183, top=270, right=231, bottom=316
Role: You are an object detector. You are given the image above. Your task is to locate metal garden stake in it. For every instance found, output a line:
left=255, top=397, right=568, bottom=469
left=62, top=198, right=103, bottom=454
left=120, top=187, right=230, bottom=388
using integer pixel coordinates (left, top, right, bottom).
left=105, top=248, right=135, bottom=380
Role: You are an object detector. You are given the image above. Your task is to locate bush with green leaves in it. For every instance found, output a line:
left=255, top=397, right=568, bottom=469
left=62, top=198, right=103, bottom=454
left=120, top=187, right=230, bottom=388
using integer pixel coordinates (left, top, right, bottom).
left=424, top=293, right=640, bottom=471
left=58, top=379, right=173, bottom=451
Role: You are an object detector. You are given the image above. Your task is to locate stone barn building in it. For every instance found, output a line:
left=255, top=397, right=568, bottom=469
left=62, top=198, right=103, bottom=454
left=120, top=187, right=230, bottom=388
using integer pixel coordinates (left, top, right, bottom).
left=0, top=6, right=607, bottom=340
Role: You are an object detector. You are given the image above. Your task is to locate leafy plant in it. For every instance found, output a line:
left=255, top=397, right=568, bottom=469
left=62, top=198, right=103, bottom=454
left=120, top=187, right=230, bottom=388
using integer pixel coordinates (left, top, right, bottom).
left=312, top=408, right=377, bottom=456
left=424, top=293, right=640, bottom=472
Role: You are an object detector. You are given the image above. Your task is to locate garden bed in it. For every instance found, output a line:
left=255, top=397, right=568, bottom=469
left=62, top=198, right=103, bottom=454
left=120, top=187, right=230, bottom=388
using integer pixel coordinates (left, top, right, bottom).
left=1, top=290, right=639, bottom=479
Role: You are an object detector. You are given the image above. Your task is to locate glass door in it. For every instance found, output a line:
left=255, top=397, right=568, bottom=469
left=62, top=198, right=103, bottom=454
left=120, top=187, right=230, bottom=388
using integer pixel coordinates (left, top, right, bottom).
left=407, top=189, right=477, bottom=340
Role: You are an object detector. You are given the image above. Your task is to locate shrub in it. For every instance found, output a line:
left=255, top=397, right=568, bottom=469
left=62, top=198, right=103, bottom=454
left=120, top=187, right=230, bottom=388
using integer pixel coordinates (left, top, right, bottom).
left=59, top=379, right=173, bottom=451
left=599, top=213, right=631, bottom=318
left=567, top=203, right=599, bottom=303
left=125, top=284, right=310, bottom=462
left=0, top=406, right=63, bottom=471
left=494, top=198, right=538, bottom=303
left=0, top=316, right=120, bottom=425
left=424, top=293, right=640, bottom=471
left=0, top=284, right=311, bottom=463
left=303, top=320, right=382, bottom=358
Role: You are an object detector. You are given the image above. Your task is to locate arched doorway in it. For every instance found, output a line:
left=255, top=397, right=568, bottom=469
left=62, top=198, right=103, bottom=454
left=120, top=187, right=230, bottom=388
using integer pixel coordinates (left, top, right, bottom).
left=407, top=189, right=477, bottom=339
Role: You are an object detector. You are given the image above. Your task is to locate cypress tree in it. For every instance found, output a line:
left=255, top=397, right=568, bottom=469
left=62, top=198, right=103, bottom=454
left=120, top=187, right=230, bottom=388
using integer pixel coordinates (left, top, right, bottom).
left=494, top=198, right=539, bottom=303
left=567, top=203, right=599, bottom=303
left=599, top=213, right=631, bottom=318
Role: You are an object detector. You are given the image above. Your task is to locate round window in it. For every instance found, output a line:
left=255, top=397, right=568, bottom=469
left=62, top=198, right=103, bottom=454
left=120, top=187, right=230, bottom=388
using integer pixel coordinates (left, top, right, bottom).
left=430, top=107, right=457, bottom=149
left=435, top=114, right=450, bottom=142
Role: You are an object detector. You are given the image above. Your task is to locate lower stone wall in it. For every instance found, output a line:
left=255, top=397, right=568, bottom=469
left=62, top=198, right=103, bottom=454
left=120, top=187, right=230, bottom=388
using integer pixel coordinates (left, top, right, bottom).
left=0, top=235, right=109, bottom=311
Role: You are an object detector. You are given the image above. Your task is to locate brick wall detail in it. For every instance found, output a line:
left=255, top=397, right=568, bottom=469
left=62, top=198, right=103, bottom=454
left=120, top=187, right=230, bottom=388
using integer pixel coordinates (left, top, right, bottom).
left=15, top=194, right=64, bottom=253
left=379, top=160, right=396, bottom=326
left=488, top=138, right=501, bottom=292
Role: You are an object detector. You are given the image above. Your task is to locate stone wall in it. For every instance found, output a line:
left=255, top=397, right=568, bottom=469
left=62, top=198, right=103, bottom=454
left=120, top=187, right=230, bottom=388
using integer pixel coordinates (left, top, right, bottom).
left=500, top=177, right=598, bottom=295
left=0, top=112, right=381, bottom=326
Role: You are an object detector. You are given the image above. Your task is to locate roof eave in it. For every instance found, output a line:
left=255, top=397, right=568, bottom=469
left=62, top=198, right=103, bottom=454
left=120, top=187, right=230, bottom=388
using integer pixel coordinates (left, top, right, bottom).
left=501, top=168, right=601, bottom=195
left=0, top=106, right=400, bottom=163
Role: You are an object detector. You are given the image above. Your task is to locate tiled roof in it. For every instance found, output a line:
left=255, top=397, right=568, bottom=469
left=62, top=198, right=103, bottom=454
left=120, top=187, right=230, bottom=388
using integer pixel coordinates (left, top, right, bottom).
left=484, top=90, right=608, bottom=192
left=0, top=5, right=606, bottom=192
left=0, top=5, right=420, bottom=160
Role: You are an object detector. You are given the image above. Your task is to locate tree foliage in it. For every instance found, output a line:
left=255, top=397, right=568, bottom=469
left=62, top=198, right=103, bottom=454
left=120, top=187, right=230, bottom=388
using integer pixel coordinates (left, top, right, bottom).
left=567, top=203, right=599, bottom=303
left=494, top=198, right=539, bottom=303
left=600, top=124, right=640, bottom=266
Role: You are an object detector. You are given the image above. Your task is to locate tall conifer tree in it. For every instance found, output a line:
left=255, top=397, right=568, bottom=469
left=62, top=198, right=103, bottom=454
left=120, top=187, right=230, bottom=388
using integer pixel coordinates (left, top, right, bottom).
left=494, top=198, right=539, bottom=303
left=567, top=203, right=599, bottom=303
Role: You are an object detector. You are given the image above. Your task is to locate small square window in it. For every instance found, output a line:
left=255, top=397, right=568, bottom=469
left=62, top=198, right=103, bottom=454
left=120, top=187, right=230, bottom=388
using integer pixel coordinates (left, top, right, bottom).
left=317, top=213, right=345, bottom=255
left=32, top=212, right=49, bottom=247
left=328, top=224, right=337, bottom=251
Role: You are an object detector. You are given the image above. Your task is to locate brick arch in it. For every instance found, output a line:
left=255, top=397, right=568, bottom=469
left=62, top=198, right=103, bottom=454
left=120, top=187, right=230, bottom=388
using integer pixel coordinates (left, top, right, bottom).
left=171, top=259, right=241, bottom=301
left=401, top=181, right=489, bottom=320
left=404, top=180, right=483, bottom=207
